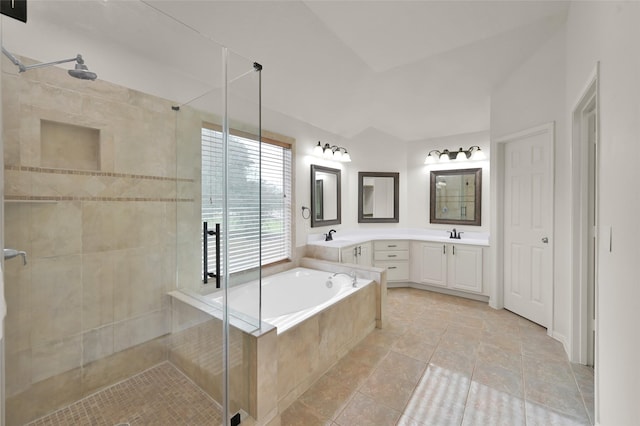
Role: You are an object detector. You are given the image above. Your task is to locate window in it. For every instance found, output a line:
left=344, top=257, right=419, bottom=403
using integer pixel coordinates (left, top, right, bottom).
left=201, top=125, right=292, bottom=280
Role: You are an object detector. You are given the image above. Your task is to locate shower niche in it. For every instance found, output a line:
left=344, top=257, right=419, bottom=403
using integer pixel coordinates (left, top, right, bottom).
left=40, top=119, right=101, bottom=171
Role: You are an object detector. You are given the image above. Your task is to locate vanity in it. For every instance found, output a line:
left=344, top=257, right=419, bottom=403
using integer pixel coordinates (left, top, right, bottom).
left=307, top=229, right=489, bottom=300
left=307, top=164, right=489, bottom=299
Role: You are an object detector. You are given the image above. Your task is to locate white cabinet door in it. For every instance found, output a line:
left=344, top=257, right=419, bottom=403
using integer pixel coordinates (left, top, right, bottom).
left=341, top=242, right=372, bottom=266
left=358, top=242, right=372, bottom=266
left=341, top=245, right=356, bottom=264
left=449, top=244, right=483, bottom=293
left=419, top=242, right=447, bottom=287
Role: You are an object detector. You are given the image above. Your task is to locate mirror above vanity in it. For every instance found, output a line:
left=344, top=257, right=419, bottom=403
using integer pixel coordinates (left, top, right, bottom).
left=358, top=172, right=399, bottom=223
left=311, top=164, right=341, bottom=227
left=430, top=168, right=482, bottom=226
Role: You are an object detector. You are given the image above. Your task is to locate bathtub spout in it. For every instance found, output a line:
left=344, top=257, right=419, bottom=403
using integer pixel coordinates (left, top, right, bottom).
left=332, top=271, right=357, bottom=287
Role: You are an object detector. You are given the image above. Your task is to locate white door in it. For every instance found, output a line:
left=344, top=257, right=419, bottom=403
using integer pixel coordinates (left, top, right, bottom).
left=503, top=125, right=554, bottom=327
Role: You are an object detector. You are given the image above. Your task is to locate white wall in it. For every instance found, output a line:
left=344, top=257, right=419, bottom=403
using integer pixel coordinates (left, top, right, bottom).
left=491, top=2, right=640, bottom=423
left=490, top=27, right=569, bottom=341
left=565, top=3, right=640, bottom=425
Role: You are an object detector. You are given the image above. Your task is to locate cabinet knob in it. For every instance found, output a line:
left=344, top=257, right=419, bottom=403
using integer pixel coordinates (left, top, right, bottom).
left=541, top=237, right=549, bottom=244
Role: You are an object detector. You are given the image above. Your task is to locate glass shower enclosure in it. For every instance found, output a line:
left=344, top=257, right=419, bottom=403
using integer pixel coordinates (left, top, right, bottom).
left=0, top=1, right=262, bottom=425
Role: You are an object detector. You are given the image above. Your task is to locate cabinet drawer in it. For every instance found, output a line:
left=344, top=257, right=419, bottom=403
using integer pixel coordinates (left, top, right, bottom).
left=374, top=250, right=409, bottom=261
left=375, top=261, right=409, bottom=281
left=374, top=240, right=409, bottom=250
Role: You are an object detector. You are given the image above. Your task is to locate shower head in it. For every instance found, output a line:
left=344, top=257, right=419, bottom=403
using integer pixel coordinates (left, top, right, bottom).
left=68, top=55, right=97, bottom=81
left=1, top=47, right=97, bottom=81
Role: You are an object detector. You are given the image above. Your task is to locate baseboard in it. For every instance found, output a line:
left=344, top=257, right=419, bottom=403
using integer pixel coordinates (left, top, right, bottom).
left=552, top=330, right=570, bottom=358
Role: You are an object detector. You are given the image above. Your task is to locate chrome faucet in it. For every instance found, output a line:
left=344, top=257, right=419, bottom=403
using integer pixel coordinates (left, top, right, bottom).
left=4, top=248, right=27, bottom=265
left=331, top=271, right=357, bottom=287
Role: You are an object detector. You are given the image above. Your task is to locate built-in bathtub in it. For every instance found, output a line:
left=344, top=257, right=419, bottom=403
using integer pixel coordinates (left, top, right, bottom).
left=167, top=258, right=386, bottom=424
left=208, top=267, right=372, bottom=333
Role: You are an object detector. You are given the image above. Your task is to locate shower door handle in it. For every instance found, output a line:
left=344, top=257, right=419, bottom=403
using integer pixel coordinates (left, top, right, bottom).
left=203, top=222, right=221, bottom=288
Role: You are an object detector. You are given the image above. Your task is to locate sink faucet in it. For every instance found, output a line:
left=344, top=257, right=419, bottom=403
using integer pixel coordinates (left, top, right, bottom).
left=325, top=229, right=336, bottom=241
left=331, top=271, right=357, bottom=287
left=448, top=228, right=463, bottom=239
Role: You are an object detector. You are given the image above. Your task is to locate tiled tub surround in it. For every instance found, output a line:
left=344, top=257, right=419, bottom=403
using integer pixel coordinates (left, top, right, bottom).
left=168, top=259, right=384, bottom=425
left=1, top=55, right=200, bottom=424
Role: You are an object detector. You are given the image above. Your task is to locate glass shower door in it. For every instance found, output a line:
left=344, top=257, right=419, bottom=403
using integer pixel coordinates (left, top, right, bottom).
left=175, top=44, right=263, bottom=424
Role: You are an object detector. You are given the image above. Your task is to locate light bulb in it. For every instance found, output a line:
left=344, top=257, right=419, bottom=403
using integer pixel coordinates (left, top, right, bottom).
left=472, top=148, right=486, bottom=161
left=424, top=154, right=436, bottom=164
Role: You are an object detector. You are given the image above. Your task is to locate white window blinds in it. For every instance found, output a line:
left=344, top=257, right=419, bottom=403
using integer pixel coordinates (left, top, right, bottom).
left=201, top=127, right=292, bottom=279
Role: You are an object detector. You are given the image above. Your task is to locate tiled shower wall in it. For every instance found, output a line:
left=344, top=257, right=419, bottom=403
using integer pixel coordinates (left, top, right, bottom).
left=1, top=57, right=196, bottom=424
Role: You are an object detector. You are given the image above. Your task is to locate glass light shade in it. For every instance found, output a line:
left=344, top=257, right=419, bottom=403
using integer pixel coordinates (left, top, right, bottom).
left=471, top=149, right=486, bottom=161
left=323, top=147, right=333, bottom=159
left=313, top=142, right=323, bottom=156
left=342, top=151, right=351, bottom=162
left=333, top=150, right=343, bottom=161
left=439, top=152, right=450, bottom=162
left=424, top=154, right=436, bottom=164
left=455, top=150, right=467, bottom=161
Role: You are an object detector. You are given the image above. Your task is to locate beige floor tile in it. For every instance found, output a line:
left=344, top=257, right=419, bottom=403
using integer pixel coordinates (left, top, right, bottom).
left=472, top=361, right=523, bottom=397
left=334, top=392, right=401, bottom=426
left=298, top=375, right=355, bottom=420
left=525, top=377, right=590, bottom=422
left=359, top=367, right=416, bottom=411
left=462, top=381, right=526, bottom=426
left=325, top=355, right=376, bottom=390
left=525, top=401, right=591, bottom=426
left=281, top=401, right=334, bottom=426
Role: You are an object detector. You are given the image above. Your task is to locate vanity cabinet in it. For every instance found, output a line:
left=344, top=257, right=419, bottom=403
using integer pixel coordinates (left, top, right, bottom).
left=373, top=240, right=409, bottom=282
left=411, top=242, right=483, bottom=293
left=340, top=242, right=372, bottom=266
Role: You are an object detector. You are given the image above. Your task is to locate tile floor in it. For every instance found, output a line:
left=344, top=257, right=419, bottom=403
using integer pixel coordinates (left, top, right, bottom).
left=26, top=362, right=221, bottom=426
left=25, top=287, right=594, bottom=426
left=282, top=287, right=594, bottom=426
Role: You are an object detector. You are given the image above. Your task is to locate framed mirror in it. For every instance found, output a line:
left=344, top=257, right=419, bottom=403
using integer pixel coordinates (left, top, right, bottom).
left=358, top=172, right=399, bottom=223
left=311, top=164, right=341, bottom=227
left=430, top=168, right=482, bottom=226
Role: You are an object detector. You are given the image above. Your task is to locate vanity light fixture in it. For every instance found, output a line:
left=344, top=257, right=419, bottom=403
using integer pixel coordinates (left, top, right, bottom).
left=424, top=146, right=486, bottom=164
left=313, top=141, right=352, bottom=162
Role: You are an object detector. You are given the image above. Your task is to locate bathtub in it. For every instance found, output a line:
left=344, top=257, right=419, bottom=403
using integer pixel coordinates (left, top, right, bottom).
left=208, top=267, right=373, bottom=333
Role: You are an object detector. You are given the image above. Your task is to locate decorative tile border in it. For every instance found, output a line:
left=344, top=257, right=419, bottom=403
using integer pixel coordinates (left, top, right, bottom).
left=5, top=195, right=193, bottom=202
left=4, top=164, right=195, bottom=182
left=5, top=164, right=195, bottom=203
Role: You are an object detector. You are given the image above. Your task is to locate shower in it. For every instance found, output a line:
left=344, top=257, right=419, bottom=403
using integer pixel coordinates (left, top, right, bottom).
left=1, top=46, right=97, bottom=80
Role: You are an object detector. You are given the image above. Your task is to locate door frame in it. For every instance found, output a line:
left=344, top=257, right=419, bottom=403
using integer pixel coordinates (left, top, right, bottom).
left=571, top=63, right=600, bottom=366
left=491, top=122, right=555, bottom=336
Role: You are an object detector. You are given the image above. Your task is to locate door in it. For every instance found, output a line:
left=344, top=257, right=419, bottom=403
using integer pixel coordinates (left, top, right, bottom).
left=586, top=108, right=597, bottom=367
left=503, top=124, right=554, bottom=327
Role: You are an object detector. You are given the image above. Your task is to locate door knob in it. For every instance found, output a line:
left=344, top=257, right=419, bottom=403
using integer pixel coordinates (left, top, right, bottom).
left=541, top=237, right=549, bottom=244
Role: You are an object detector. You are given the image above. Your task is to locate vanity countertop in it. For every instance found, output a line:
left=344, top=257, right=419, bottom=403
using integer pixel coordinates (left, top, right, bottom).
left=307, top=228, right=490, bottom=248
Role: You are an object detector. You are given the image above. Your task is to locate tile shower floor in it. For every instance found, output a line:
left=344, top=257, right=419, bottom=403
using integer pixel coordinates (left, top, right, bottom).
left=27, top=288, right=594, bottom=426
left=282, top=287, right=594, bottom=426
left=26, top=362, right=222, bottom=426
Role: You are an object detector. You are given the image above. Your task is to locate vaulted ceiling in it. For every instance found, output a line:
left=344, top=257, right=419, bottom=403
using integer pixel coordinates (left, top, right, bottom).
left=2, top=1, right=569, bottom=141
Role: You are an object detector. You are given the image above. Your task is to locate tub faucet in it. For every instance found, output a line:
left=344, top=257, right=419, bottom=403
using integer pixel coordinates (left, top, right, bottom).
left=331, top=271, right=357, bottom=287
left=325, top=229, right=336, bottom=241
